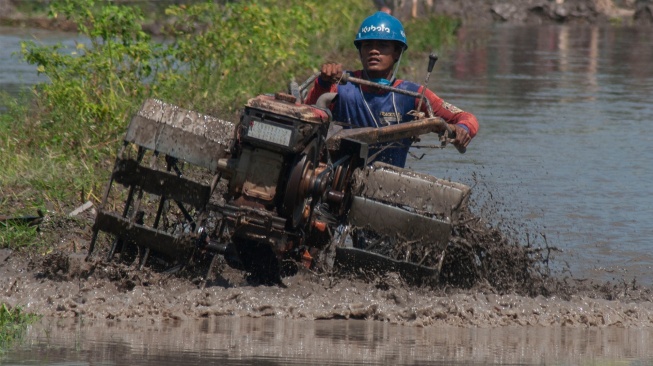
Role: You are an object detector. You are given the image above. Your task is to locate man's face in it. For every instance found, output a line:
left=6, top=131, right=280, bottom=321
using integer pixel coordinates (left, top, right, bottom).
left=359, top=40, right=402, bottom=78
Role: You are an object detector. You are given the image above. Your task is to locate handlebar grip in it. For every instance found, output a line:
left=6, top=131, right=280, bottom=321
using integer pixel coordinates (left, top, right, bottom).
left=428, top=53, right=438, bottom=73
left=446, top=125, right=467, bottom=154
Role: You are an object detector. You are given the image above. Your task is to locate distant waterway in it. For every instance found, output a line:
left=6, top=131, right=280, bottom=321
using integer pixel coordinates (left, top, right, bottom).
left=412, top=24, right=653, bottom=285
left=0, top=26, right=83, bottom=107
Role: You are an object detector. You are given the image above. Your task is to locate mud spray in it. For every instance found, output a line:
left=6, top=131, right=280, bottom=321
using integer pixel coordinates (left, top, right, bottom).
left=3, top=178, right=653, bottom=327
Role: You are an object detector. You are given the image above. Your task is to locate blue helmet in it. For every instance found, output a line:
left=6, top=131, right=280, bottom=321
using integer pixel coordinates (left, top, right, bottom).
left=354, top=12, right=408, bottom=50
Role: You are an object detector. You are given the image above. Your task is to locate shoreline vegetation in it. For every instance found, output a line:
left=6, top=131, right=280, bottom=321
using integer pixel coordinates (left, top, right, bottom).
left=0, top=304, right=38, bottom=354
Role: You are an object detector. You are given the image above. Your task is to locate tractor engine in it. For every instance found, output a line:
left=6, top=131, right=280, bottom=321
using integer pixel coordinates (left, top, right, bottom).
left=213, top=92, right=332, bottom=278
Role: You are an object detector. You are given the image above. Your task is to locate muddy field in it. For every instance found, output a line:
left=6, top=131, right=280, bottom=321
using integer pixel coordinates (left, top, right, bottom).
left=2, top=0, right=653, bottom=329
left=2, top=203, right=653, bottom=328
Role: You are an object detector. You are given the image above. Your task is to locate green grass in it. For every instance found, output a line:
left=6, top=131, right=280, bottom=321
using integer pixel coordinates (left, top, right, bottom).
left=0, top=304, right=39, bottom=354
left=0, top=221, right=40, bottom=250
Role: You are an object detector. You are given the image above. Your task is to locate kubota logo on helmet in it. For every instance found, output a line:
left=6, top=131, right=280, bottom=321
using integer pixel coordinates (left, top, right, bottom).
left=361, top=24, right=391, bottom=34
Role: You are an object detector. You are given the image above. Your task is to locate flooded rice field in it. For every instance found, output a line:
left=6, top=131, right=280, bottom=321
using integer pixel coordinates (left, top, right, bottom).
left=414, top=24, right=653, bottom=285
left=2, top=24, right=653, bottom=365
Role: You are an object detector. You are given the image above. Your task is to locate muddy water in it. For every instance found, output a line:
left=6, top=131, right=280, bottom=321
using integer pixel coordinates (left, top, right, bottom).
left=0, top=26, right=83, bottom=102
left=2, top=24, right=653, bottom=364
left=4, top=317, right=653, bottom=365
left=411, top=25, right=653, bottom=284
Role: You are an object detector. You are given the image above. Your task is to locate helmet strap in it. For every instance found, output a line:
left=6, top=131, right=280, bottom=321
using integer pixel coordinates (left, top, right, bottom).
left=390, top=48, right=405, bottom=82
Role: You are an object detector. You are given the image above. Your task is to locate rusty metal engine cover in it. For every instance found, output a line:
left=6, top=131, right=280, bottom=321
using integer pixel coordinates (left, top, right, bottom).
left=347, top=162, right=471, bottom=250
left=351, top=162, right=471, bottom=221
left=245, top=94, right=330, bottom=124
left=124, top=99, right=235, bottom=171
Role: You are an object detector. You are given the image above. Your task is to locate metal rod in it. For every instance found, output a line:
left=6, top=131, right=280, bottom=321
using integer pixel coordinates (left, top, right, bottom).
left=343, top=73, right=424, bottom=98
left=416, top=53, right=438, bottom=117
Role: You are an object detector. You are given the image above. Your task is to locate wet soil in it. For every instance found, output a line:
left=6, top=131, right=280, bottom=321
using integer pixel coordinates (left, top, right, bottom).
left=2, top=0, right=653, bottom=329
left=2, top=203, right=653, bottom=327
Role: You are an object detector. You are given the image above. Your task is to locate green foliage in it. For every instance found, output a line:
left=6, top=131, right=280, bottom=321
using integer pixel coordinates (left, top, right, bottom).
left=404, top=15, right=461, bottom=52
left=0, top=221, right=39, bottom=250
left=20, top=0, right=173, bottom=159
left=15, top=0, right=371, bottom=156
left=9, top=0, right=51, bottom=16
left=0, top=304, right=39, bottom=353
left=162, top=0, right=368, bottom=113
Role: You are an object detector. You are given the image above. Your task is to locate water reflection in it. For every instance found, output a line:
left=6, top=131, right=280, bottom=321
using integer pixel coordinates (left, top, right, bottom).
left=5, top=317, right=653, bottom=365
left=410, top=25, right=653, bottom=283
left=0, top=26, right=83, bottom=104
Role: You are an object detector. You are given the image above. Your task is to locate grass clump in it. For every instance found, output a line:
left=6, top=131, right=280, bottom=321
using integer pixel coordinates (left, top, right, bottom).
left=0, top=304, right=39, bottom=354
left=0, top=220, right=40, bottom=250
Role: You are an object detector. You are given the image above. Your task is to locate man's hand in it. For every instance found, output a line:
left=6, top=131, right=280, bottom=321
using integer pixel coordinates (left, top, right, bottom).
left=452, top=124, right=471, bottom=148
left=319, top=63, right=344, bottom=85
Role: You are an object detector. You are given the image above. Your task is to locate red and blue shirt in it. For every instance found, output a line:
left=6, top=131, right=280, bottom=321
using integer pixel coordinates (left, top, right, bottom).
left=306, top=70, right=478, bottom=168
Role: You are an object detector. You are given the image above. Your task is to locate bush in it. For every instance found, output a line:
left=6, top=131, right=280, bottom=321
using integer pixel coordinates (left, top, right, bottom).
left=20, top=0, right=172, bottom=159
left=0, top=304, right=38, bottom=353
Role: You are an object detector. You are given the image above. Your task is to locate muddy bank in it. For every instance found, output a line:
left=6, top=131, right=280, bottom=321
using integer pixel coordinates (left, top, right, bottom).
left=391, top=0, right=652, bottom=25
left=2, top=0, right=653, bottom=330
left=2, top=210, right=653, bottom=327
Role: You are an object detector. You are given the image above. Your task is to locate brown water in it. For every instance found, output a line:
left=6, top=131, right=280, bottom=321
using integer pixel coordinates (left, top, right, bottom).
left=4, top=317, right=653, bottom=365
left=2, top=24, right=653, bottom=365
left=412, top=24, right=653, bottom=285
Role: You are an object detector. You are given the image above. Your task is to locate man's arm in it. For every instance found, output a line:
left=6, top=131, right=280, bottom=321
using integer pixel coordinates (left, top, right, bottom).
left=305, top=63, right=343, bottom=105
left=416, top=87, right=479, bottom=148
left=305, top=77, right=338, bottom=105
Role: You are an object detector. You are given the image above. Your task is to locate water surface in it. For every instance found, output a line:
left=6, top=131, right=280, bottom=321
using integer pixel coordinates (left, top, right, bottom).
left=0, top=26, right=81, bottom=99
left=4, top=317, right=653, bottom=365
left=412, top=25, right=653, bottom=284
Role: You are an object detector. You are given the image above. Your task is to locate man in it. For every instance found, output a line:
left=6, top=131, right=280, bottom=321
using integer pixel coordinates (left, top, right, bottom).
left=306, top=12, right=478, bottom=168
left=373, top=0, right=392, bottom=14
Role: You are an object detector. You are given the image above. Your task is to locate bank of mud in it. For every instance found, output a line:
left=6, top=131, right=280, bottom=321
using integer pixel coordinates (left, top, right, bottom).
left=403, top=0, right=651, bottom=25
left=2, top=207, right=653, bottom=327
left=2, top=0, right=653, bottom=330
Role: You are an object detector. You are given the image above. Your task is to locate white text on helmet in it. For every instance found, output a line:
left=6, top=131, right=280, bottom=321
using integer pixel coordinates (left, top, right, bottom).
left=361, top=24, right=391, bottom=34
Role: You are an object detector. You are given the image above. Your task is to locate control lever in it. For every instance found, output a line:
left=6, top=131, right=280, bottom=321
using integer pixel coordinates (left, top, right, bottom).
left=414, top=53, right=465, bottom=154
left=307, top=54, right=467, bottom=154
left=416, top=53, right=438, bottom=117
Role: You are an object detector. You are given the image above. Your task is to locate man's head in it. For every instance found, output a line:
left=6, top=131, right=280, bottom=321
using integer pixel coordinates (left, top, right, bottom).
left=354, top=12, right=407, bottom=82
left=354, top=12, right=407, bottom=50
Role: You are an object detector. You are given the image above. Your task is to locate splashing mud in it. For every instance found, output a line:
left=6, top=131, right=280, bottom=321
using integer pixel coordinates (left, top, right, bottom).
left=1, top=205, right=653, bottom=327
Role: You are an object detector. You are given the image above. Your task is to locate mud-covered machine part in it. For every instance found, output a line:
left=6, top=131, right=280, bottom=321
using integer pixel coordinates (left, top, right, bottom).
left=88, top=75, right=471, bottom=285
